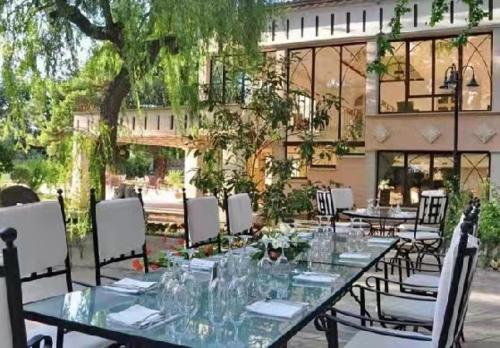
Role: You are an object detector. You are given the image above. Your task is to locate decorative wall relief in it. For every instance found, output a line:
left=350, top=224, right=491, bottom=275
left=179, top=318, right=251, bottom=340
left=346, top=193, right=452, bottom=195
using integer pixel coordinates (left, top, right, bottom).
left=420, top=125, right=441, bottom=144
left=474, top=123, right=496, bottom=144
left=373, top=125, right=390, bottom=143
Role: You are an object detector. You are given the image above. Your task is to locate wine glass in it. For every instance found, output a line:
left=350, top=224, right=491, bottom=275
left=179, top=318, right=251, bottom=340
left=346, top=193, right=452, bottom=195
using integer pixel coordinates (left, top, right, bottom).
left=226, top=278, right=248, bottom=348
left=208, top=276, right=227, bottom=347
left=240, top=235, right=252, bottom=253
left=226, top=235, right=237, bottom=253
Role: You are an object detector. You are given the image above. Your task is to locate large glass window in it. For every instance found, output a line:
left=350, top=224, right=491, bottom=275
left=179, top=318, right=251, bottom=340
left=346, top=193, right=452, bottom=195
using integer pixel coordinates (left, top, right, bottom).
left=288, top=43, right=367, bottom=141
left=377, top=151, right=490, bottom=205
left=209, top=56, right=252, bottom=104
left=380, top=34, right=492, bottom=113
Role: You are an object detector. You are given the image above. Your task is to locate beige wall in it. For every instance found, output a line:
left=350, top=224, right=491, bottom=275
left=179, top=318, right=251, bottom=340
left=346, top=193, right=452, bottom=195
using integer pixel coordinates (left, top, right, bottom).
left=291, top=156, right=370, bottom=207
left=366, top=112, right=500, bottom=152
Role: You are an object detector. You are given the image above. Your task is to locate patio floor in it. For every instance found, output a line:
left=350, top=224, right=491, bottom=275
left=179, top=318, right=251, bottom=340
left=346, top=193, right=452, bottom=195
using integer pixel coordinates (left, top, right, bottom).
left=23, top=240, right=500, bottom=347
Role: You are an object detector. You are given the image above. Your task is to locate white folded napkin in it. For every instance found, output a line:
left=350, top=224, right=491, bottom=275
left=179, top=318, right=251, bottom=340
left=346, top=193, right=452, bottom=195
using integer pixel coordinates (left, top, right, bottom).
left=334, top=227, right=350, bottom=234
left=103, top=278, right=157, bottom=294
left=367, top=238, right=393, bottom=244
left=233, top=246, right=260, bottom=255
left=182, top=258, right=216, bottom=271
left=293, top=272, right=339, bottom=285
left=298, top=232, right=313, bottom=239
left=394, top=211, right=415, bottom=218
left=339, top=252, right=371, bottom=260
left=246, top=300, right=308, bottom=320
left=107, top=305, right=162, bottom=328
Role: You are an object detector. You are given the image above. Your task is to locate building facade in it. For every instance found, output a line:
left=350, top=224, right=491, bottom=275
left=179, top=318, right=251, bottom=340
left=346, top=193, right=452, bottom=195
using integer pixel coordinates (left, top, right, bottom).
left=75, top=0, right=500, bottom=206
left=255, top=0, right=500, bottom=205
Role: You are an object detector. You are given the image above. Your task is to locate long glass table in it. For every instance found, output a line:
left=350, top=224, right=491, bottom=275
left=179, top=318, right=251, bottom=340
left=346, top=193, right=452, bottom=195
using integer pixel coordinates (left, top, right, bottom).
left=24, top=235, right=397, bottom=348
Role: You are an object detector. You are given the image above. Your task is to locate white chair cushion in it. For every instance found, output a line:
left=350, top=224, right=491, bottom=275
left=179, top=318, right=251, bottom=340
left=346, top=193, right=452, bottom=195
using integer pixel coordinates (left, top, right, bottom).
left=432, top=224, right=479, bottom=347
left=331, top=188, right=354, bottom=210
left=380, top=296, right=435, bottom=322
left=398, top=223, right=439, bottom=233
left=403, top=274, right=440, bottom=292
left=27, top=321, right=113, bottom=348
left=345, top=329, right=431, bottom=348
left=0, top=277, right=13, bottom=348
left=187, top=196, right=219, bottom=245
left=0, top=201, right=68, bottom=277
left=95, top=198, right=145, bottom=261
left=396, top=231, right=441, bottom=241
left=228, top=193, right=252, bottom=235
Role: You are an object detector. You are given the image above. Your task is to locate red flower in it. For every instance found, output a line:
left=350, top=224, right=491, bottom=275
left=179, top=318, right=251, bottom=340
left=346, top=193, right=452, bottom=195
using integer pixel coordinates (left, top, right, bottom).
left=131, top=259, right=144, bottom=271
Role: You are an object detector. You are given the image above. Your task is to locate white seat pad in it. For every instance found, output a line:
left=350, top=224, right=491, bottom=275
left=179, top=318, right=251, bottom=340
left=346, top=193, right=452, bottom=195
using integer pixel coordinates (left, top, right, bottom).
left=404, top=274, right=440, bottom=292
left=345, top=329, right=431, bottom=348
left=399, top=224, right=439, bottom=233
left=397, top=231, right=441, bottom=241
left=27, top=322, right=114, bottom=348
left=336, top=221, right=371, bottom=228
left=380, top=296, right=435, bottom=322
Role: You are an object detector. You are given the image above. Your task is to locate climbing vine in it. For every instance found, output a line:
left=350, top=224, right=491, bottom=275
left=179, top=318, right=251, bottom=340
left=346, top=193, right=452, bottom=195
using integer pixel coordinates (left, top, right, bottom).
left=368, top=0, right=488, bottom=75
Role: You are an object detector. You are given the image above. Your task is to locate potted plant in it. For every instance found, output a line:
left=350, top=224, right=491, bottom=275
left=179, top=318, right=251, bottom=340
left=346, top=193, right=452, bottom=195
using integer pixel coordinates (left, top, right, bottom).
left=165, top=170, right=184, bottom=199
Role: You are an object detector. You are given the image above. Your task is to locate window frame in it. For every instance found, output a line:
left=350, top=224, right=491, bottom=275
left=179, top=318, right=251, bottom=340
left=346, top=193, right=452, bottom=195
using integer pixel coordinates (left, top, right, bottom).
left=286, top=42, right=367, bottom=141
left=378, top=32, right=493, bottom=114
left=375, top=150, right=491, bottom=206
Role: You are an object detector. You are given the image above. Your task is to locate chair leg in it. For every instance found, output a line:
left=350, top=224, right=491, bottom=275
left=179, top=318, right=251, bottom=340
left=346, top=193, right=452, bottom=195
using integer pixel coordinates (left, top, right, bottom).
left=56, top=326, right=64, bottom=348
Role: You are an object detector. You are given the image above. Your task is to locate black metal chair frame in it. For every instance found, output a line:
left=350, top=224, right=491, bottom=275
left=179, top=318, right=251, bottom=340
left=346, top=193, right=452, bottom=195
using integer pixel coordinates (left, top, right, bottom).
left=394, top=192, right=449, bottom=270
left=223, top=190, right=254, bottom=236
left=182, top=188, right=221, bottom=252
left=386, top=199, right=480, bottom=297
left=89, top=188, right=149, bottom=286
left=1, top=227, right=53, bottom=348
left=314, top=220, right=478, bottom=348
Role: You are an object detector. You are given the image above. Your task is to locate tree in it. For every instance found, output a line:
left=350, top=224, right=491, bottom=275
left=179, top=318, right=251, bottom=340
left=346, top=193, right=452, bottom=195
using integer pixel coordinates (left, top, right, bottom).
left=191, top=57, right=338, bottom=223
left=0, top=0, right=271, bottom=198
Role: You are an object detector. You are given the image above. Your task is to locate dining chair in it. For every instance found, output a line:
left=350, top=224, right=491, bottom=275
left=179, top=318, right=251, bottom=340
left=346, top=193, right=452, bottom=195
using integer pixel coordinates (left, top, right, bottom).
left=316, top=188, right=335, bottom=225
left=90, top=188, right=149, bottom=286
left=396, top=190, right=449, bottom=269
left=318, top=188, right=370, bottom=232
left=330, top=187, right=355, bottom=213
left=183, top=188, right=221, bottom=252
left=225, top=192, right=253, bottom=235
left=314, top=219, right=479, bottom=348
left=383, top=200, right=480, bottom=298
left=0, top=227, right=53, bottom=348
left=0, top=190, right=113, bottom=348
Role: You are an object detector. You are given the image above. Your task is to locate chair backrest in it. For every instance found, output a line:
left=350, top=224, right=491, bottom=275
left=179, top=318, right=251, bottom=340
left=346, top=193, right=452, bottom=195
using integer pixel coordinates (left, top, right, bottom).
left=226, top=193, right=253, bottom=235
left=316, top=189, right=335, bottom=217
left=331, top=187, right=354, bottom=211
left=0, top=185, right=40, bottom=207
left=183, top=190, right=220, bottom=248
left=416, top=190, right=448, bottom=228
left=0, top=198, right=70, bottom=283
left=432, top=221, right=479, bottom=348
left=0, top=227, right=28, bottom=348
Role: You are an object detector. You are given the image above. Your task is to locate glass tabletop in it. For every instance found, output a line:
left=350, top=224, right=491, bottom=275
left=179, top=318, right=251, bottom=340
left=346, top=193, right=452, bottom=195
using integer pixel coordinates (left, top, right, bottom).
left=24, top=236, right=396, bottom=348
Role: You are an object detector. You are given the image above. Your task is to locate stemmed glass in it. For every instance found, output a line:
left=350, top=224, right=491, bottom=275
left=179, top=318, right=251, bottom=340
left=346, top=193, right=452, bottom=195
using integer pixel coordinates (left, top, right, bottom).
left=208, top=275, right=227, bottom=347
left=226, top=278, right=248, bottom=348
left=226, top=235, right=237, bottom=253
left=240, top=235, right=252, bottom=253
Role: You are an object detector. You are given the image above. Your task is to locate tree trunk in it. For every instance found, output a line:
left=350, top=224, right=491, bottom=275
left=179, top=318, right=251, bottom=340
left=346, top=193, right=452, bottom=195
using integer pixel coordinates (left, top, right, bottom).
left=97, top=66, right=131, bottom=199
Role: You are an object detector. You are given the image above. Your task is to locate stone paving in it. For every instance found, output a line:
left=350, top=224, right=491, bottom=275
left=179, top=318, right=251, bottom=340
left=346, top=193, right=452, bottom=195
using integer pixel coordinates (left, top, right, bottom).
left=24, top=241, right=500, bottom=347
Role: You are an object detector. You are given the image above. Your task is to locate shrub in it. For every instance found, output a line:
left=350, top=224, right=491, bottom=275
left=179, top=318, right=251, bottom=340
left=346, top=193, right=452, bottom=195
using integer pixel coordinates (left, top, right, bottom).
left=165, top=170, right=184, bottom=189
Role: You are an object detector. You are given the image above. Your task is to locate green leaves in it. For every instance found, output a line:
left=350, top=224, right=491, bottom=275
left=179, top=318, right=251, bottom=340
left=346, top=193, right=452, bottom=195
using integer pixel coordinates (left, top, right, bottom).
left=369, top=0, right=487, bottom=75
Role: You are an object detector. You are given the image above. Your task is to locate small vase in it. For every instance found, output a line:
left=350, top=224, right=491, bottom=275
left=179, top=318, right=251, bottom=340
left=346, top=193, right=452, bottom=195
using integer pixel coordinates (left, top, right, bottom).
left=268, top=247, right=282, bottom=261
